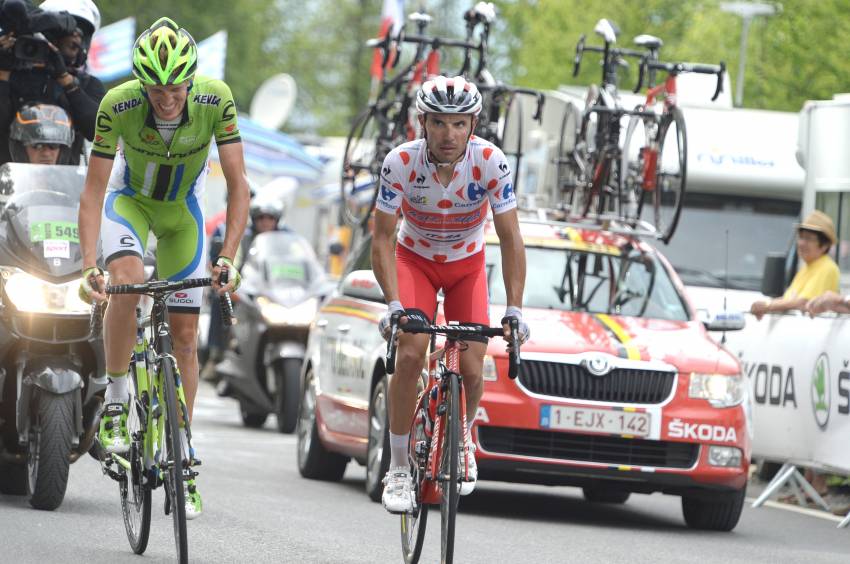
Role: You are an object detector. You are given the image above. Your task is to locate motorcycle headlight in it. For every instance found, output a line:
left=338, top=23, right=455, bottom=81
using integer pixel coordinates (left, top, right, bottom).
left=689, top=372, right=745, bottom=408
left=258, top=297, right=318, bottom=326
left=2, top=269, right=89, bottom=315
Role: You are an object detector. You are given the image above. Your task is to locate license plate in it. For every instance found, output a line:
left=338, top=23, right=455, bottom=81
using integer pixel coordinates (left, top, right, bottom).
left=540, top=405, right=651, bottom=438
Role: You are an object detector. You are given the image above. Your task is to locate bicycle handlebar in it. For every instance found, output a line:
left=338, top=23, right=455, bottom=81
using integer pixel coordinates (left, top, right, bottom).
left=105, top=276, right=234, bottom=326
left=385, top=316, right=521, bottom=379
left=573, top=33, right=646, bottom=78
left=634, top=58, right=726, bottom=101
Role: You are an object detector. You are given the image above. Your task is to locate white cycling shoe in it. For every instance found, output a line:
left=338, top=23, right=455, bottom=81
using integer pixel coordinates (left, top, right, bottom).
left=460, top=442, right=477, bottom=496
left=382, top=466, right=415, bottom=514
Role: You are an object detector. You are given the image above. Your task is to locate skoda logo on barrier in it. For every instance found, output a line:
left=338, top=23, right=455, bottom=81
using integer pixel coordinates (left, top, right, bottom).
left=583, top=355, right=613, bottom=377
left=812, top=353, right=831, bottom=430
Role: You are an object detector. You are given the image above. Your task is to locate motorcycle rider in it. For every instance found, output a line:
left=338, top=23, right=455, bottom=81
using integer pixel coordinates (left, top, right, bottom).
left=7, top=102, right=74, bottom=165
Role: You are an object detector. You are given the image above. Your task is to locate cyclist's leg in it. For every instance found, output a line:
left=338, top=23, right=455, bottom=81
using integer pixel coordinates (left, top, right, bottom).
left=150, top=194, right=206, bottom=519
left=100, top=191, right=151, bottom=453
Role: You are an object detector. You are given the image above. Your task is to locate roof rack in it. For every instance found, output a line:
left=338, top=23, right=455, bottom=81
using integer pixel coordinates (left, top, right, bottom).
left=516, top=207, right=663, bottom=240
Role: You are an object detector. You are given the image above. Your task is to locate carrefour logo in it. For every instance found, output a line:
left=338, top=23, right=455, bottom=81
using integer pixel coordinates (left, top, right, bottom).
left=380, top=185, right=398, bottom=202
left=812, top=353, right=830, bottom=429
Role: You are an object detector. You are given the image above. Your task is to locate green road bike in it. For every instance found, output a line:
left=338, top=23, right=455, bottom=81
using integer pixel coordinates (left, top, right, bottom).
left=96, top=277, right=232, bottom=564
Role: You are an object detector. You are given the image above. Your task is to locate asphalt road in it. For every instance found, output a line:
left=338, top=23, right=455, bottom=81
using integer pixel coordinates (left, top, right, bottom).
left=2, top=384, right=850, bottom=563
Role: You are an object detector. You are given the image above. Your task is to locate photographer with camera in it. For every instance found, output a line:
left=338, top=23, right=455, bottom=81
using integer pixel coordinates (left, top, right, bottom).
left=0, top=0, right=104, bottom=165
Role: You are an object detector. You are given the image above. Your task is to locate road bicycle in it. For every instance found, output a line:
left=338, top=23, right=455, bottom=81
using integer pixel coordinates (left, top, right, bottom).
left=620, top=36, right=725, bottom=243
left=555, top=19, right=647, bottom=220
left=97, top=276, right=232, bottom=564
left=385, top=316, right=521, bottom=564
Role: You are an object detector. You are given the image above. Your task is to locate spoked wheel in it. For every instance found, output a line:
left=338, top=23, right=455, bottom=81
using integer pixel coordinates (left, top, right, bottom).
left=120, top=394, right=151, bottom=554
left=440, top=375, right=461, bottom=564
left=619, top=109, right=652, bottom=225
left=495, top=91, right=524, bottom=196
left=640, top=107, right=687, bottom=243
left=341, top=108, right=380, bottom=227
left=400, top=402, right=429, bottom=564
left=161, top=359, right=188, bottom=564
left=555, top=102, right=585, bottom=215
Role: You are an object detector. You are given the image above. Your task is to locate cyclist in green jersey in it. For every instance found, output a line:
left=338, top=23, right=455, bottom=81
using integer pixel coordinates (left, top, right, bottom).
left=77, top=17, right=250, bottom=520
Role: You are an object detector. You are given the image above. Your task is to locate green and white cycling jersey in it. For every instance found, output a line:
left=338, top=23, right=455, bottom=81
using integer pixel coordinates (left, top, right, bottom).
left=92, top=76, right=241, bottom=312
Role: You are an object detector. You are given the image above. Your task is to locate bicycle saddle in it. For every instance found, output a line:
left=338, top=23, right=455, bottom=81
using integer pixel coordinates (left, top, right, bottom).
left=634, top=34, right=663, bottom=50
left=594, top=19, right=618, bottom=44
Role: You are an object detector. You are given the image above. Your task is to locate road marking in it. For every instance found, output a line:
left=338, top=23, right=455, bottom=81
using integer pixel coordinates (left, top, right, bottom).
left=747, top=497, right=845, bottom=523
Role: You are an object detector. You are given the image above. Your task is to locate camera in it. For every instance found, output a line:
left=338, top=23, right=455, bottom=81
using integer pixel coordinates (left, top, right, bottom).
left=13, top=33, right=49, bottom=63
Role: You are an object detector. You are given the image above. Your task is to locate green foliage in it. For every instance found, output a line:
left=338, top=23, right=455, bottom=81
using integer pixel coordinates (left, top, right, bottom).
left=494, top=0, right=850, bottom=111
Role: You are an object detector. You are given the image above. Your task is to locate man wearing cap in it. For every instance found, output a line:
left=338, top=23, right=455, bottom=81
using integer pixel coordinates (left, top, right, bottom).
left=751, top=210, right=840, bottom=320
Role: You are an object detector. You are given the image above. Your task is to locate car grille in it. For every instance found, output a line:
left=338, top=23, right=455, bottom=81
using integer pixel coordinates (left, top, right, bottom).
left=478, top=426, right=698, bottom=469
left=519, top=360, right=676, bottom=404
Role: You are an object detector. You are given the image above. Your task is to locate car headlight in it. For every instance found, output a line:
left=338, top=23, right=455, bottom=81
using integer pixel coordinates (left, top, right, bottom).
left=689, top=372, right=745, bottom=407
left=257, top=296, right=318, bottom=326
left=2, top=269, right=89, bottom=315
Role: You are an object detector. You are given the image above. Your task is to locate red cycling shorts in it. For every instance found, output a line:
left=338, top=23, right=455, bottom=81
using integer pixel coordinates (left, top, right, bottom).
left=396, top=243, right=490, bottom=325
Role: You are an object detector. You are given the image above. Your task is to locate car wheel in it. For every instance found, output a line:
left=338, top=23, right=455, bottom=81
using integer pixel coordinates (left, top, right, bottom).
left=682, top=486, right=746, bottom=531
left=296, top=367, right=348, bottom=481
left=365, top=374, right=390, bottom=502
left=274, top=359, right=301, bottom=434
left=582, top=485, right=631, bottom=504
left=239, top=401, right=268, bottom=429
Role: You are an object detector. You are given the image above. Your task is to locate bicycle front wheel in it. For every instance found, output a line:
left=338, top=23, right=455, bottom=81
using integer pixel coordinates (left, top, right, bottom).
left=161, top=359, right=188, bottom=564
left=340, top=107, right=392, bottom=227
left=648, top=107, right=687, bottom=243
left=120, top=369, right=151, bottom=554
left=400, top=402, right=429, bottom=564
left=440, top=375, right=461, bottom=564
left=555, top=102, right=584, bottom=212
left=619, top=109, right=651, bottom=224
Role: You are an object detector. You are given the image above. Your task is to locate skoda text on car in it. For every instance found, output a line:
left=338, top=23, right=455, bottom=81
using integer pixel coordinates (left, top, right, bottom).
left=297, top=219, right=751, bottom=531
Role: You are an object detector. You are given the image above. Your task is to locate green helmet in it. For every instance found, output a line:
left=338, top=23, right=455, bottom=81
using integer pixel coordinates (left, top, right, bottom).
left=132, top=17, right=197, bottom=85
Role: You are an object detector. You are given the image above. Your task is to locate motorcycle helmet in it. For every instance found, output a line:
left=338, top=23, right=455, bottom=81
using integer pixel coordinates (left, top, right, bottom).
left=250, top=199, right=284, bottom=226
left=416, top=75, right=482, bottom=116
left=132, top=17, right=197, bottom=86
left=9, top=104, right=75, bottom=165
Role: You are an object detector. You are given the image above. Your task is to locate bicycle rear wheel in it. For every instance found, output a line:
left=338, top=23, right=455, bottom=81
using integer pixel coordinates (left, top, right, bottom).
left=120, top=367, right=151, bottom=554
left=400, top=402, right=429, bottom=564
left=161, top=358, right=188, bottom=564
left=619, top=109, right=651, bottom=224
left=440, top=374, right=460, bottom=564
left=555, top=102, right=584, bottom=213
left=645, top=107, right=687, bottom=243
left=495, top=91, right=525, bottom=196
left=340, top=107, right=382, bottom=227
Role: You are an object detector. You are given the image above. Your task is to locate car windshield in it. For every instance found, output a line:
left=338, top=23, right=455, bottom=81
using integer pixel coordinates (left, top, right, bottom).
left=486, top=243, right=690, bottom=321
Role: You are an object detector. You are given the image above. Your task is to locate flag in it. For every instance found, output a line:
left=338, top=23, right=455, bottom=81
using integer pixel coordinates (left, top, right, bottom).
left=197, top=30, right=227, bottom=80
left=370, top=0, right=405, bottom=80
left=88, top=17, right=135, bottom=82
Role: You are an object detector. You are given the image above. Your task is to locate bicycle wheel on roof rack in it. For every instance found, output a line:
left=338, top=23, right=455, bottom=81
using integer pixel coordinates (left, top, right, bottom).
left=639, top=107, right=687, bottom=244
left=496, top=91, right=524, bottom=196
left=341, top=106, right=395, bottom=227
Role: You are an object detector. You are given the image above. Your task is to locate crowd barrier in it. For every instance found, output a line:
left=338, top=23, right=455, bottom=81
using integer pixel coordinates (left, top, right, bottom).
left=723, top=312, right=850, bottom=527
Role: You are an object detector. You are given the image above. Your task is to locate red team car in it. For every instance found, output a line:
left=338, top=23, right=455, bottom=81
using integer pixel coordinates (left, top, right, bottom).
left=296, top=219, right=750, bottom=531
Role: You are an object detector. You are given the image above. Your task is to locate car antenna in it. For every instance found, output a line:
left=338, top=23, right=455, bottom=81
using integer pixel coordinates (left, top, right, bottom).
left=721, top=229, right=730, bottom=345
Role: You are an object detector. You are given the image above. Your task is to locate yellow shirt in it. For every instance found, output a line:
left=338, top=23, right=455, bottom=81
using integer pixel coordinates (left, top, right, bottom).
left=784, top=254, right=840, bottom=300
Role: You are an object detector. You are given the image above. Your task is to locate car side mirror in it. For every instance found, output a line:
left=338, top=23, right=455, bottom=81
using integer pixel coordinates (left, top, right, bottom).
left=761, top=253, right=786, bottom=298
left=341, top=270, right=384, bottom=302
left=703, top=311, right=746, bottom=332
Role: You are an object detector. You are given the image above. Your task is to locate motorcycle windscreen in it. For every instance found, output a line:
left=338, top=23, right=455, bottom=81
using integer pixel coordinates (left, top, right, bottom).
left=2, top=189, right=84, bottom=279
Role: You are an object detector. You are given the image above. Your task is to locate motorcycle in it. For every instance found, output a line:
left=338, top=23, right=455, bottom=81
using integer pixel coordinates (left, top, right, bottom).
left=216, top=230, right=332, bottom=433
left=0, top=163, right=105, bottom=510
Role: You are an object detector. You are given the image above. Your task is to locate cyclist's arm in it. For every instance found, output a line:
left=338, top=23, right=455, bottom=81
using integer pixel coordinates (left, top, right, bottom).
left=372, top=209, right=400, bottom=303
left=216, top=142, right=250, bottom=262
left=492, top=208, right=525, bottom=308
left=79, top=154, right=114, bottom=270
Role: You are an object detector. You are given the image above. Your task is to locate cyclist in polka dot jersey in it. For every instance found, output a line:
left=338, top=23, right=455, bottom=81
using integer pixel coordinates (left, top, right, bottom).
left=371, top=75, right=529, bottom=514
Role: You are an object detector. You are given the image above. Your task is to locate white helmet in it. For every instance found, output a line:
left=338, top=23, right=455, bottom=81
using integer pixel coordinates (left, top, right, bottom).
left=416, top=76, right=483, bottom=116
left=40, top=0, right=101, bottom=38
